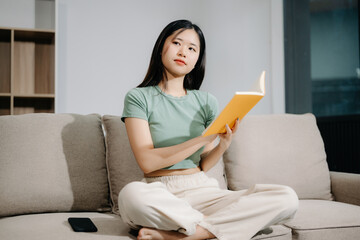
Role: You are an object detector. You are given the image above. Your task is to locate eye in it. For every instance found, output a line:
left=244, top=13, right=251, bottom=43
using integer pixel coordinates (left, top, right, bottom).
left=173, top=41, right=180, bottom=46
left=189, top=47, right=196, bottom=52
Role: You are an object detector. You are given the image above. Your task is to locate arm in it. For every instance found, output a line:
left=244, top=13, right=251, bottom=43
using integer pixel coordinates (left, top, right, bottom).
left=201, top=119, right=240, bottom=172
left=330, top=171, right=360, bottom=206
left=125, top=117, right=218, bottom=174
left=200, top=142, right=226, bottom=172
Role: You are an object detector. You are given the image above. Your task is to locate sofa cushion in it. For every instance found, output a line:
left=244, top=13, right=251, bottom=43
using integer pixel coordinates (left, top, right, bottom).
left=0, top=212, right=132, bottom=240
left=204, top=156, right=228, bottom=190
left=223, top=113, right=333, bottom=200
left=284, top=200, right=360, bottom=240
left=102, top=115, right=143, bottom=214
left=0, top=113, right=110, bottom=217
left=102, top=115, right=228, bottom=214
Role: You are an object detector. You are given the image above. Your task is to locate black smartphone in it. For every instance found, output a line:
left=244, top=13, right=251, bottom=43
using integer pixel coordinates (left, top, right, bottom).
left=68, top=217, right=98, bottom=232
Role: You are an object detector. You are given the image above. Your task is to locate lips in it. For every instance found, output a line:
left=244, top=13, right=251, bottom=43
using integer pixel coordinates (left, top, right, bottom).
left=174, top=59, right=186, bottom=65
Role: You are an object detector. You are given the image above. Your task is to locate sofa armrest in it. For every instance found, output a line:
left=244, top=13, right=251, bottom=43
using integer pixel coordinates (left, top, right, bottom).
left=330, top=171, right=360, bottom=206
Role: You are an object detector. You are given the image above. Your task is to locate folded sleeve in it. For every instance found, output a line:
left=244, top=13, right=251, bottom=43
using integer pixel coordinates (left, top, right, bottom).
left=121, top=88, right=148, bottom=122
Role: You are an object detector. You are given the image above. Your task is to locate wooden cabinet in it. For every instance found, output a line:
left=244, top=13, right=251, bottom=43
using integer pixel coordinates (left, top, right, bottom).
left=0, top=27, right=55, bottom=115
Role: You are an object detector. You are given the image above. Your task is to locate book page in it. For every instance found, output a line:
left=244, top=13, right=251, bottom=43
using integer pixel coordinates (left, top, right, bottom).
left=249, top=71, right=266, bottom=94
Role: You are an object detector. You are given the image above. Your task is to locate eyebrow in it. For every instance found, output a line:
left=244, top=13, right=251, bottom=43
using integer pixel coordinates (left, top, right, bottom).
left=174, top=37, right=198, bottom=48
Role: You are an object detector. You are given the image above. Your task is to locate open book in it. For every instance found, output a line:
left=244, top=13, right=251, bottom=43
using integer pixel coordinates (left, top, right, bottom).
left=202, top=71, right=266, bottom=137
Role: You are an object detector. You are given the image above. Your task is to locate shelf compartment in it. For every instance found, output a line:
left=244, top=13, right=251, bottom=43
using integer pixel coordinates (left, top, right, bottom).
left=13, top=30, right=55, bottom=95
left=0, top=29, right=11, bottom=93
left=0, top=96, right=11, bottom=116
left=14, top=97, right=54, bottom=115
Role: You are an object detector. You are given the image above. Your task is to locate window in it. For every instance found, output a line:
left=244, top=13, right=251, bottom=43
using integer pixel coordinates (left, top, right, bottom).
left=310, top=0, right=359, bottom=116
left=284, top=0, right=360, bottom=174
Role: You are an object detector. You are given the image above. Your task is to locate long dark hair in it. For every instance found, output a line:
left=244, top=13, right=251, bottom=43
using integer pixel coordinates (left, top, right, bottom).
left=138, top=19, right=206, bottom=90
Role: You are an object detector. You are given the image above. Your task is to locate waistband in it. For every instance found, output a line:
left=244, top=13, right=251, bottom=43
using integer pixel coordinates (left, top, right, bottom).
left=144, top=171, right=208, bottom=185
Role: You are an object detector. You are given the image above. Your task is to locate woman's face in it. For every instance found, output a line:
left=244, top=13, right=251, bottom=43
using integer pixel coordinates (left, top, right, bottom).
left=161, top=28, right=201, bottom=79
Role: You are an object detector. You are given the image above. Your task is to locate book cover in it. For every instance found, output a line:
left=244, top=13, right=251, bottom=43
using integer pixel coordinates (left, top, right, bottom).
left=202, top=71, right=266, bottom=137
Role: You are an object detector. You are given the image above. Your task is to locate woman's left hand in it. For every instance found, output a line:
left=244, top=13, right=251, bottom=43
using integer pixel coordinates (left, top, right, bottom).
left=218, top=118, right=240, bottom=151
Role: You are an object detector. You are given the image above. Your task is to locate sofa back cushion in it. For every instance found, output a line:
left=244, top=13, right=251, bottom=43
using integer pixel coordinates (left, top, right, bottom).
left=224, top=113, right=333, bottom=200
left=102, top=115, right=228, bottom=214
left=0, top=113, right=110, bottom=217
left=102, top=115, right=143, bottom=213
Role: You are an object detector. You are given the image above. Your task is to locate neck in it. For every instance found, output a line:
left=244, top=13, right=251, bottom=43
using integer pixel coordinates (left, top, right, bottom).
left=159, top=74, right=187, bottom=97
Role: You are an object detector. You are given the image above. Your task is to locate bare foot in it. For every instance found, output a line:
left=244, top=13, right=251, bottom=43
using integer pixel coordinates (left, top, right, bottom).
left=137, top=227, right=184, bottom=240
left=137, top=226, right=215, bottom=240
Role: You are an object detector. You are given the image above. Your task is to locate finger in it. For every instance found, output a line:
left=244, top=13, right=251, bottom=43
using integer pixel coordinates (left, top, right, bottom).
left=232, top=118, right=240, bottom=133
left=225, top=124, right=232, bottom=134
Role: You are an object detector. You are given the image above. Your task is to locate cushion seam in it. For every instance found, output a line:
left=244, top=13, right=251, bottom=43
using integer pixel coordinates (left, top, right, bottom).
left=287, top=225, right=360, bottom=231
left=101, top=115, right=117, bottom=214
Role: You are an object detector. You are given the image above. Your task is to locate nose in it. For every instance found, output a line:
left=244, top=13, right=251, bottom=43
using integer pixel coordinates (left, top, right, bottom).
left=178, top=47, right=186, bottom=58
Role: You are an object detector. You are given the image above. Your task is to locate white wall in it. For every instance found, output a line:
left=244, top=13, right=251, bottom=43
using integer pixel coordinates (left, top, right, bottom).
left=0, top=0, right=285, bottom=115
left=56, top=0, right=285, bottom=115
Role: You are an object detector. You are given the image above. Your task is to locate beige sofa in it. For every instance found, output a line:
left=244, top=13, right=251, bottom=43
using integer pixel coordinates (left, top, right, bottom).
left=0, top=113, right=359, bottom=240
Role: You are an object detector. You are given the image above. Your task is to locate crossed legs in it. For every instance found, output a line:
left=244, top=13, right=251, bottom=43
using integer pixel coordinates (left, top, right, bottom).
left=118, top=174, right=298, bottom=240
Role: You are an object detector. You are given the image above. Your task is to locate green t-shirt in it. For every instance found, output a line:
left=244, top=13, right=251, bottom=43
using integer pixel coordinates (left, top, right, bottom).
left=121, top=85, right=218, bottom=170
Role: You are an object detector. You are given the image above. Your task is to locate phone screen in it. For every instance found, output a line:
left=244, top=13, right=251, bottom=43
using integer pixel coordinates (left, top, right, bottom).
left=68, top=217, right=98, bottom=232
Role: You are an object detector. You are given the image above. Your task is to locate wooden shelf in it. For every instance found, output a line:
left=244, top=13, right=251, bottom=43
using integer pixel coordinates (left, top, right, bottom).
left=13, top=93, right=55, bottom=98
left=0, top=27, right=55, bottom=115
left=0, top=26, right=55, bottom=33
left=14, top=97, right=54, bottom=115
left=13, top=29, right=55, bottom=95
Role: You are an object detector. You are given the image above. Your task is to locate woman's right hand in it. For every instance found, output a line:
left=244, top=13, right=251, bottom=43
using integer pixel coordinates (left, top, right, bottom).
left=199, top=119, right=240, bottom=172
left=218, top=118, right=240, bottom=151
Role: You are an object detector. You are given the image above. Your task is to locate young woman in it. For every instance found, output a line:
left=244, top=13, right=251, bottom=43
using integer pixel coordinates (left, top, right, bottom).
left=119, top=19, right=298, bottom=240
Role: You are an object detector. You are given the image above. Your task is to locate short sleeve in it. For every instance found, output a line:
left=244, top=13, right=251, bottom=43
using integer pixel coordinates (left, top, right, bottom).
left=205, top=93, right=219, bottom=128
left=121, top=88, right=148, bottom=122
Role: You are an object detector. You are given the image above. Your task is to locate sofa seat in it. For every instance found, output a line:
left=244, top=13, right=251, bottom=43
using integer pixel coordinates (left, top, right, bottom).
left=0, top=212, right=133, bottom=240
left=284, top=200, right=360, bottom=240
left=0, top=211, right=293, bottom=240
left=252, top=225, right=292, bottom=240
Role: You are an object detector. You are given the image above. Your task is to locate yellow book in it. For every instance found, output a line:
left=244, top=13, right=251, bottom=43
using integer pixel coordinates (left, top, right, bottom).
left=202, top=71, right=266, bottom=137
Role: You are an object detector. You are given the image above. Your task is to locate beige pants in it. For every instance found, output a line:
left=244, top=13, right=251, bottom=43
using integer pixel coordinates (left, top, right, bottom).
left=118, top=172, right=298, bottom=240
